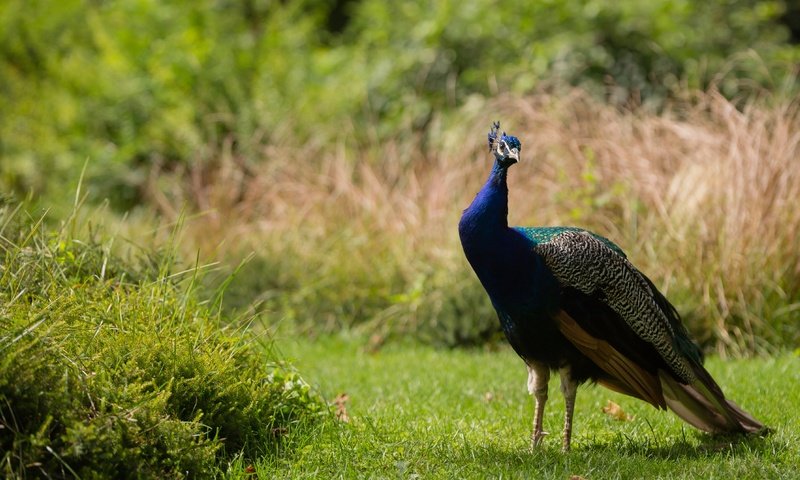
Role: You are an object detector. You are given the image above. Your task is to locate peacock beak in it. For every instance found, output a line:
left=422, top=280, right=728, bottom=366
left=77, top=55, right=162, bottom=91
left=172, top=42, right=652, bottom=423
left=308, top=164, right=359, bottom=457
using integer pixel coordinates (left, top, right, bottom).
left=507, top=148, right=519, bottom=163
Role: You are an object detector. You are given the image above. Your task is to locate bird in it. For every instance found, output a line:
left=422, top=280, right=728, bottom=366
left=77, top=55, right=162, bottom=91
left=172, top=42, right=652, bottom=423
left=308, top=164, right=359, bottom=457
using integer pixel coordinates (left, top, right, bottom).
left=458, top=121, right=766, bottom=451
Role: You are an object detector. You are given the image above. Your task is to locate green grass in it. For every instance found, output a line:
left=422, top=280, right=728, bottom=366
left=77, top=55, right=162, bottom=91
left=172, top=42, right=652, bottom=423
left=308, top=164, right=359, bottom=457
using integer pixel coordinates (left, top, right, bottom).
left=231, top=336, right=799, bottom=479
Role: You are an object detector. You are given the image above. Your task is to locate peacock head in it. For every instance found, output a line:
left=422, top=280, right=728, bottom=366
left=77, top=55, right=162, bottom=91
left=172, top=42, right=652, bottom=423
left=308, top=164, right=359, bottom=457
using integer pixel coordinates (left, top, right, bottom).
left=488, top=121, right=521, bottom=167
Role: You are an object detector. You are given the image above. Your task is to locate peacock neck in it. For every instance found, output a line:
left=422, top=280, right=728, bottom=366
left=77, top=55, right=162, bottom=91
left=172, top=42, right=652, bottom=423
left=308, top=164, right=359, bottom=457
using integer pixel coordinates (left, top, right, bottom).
left=459, top=161, right=511, bottom=246
left=488, top=160, right=510, bottom=187
left=479, top=161, right=510, bottom=228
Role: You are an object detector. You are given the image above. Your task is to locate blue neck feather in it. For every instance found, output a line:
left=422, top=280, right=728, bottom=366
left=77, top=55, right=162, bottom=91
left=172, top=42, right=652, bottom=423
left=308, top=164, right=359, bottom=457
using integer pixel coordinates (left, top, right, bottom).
left=459, top=160, right=558, bottom=315
left=459, top=161, right=510, bottom=238
left=458, top=160, right=516, bottom=292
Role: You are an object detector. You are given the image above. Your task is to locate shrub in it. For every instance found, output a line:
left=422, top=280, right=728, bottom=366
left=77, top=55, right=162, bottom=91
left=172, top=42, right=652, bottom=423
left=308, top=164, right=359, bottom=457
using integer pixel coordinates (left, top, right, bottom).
left=0, top=200, right=325, bottom=478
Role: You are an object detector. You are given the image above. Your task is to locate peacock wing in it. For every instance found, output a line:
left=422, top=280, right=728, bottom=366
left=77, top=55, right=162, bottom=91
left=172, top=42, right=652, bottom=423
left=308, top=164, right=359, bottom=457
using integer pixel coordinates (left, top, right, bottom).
left=533, top=230, right=699, bottom=384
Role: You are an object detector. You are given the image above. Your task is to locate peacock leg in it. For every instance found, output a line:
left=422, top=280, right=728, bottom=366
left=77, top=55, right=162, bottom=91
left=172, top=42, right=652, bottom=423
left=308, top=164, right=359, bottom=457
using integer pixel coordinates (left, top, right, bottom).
left=559, top=367, right=578, bottom=452
left=526, top=362, right=550, bottom=448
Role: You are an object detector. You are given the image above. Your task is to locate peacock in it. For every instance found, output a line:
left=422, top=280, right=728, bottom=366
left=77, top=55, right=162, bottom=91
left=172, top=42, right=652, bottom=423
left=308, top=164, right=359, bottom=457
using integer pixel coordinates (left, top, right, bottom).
left=458, top=121, right=766, bottom=451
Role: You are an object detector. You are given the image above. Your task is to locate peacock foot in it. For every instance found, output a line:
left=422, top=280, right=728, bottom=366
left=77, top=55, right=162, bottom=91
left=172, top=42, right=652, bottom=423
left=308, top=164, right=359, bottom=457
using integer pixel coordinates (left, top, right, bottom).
left=530, top=430, right=549, bottom=450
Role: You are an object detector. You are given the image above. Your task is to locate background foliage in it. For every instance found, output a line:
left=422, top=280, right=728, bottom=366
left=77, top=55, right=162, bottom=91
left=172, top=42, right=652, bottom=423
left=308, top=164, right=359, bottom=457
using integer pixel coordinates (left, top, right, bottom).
left=1, top=0, right=799, bottom=354
left=2, top=0, right=798, bottom=207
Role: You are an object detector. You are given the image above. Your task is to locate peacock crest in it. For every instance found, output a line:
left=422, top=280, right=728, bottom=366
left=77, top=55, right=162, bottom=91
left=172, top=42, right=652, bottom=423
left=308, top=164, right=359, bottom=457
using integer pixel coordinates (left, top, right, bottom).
left=487, top=121, right=522, bottom=158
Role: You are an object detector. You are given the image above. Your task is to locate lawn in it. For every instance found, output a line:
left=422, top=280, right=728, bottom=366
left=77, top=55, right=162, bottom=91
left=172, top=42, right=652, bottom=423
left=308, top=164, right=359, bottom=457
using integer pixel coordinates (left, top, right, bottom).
left=238, top=336, right=799, bottom=479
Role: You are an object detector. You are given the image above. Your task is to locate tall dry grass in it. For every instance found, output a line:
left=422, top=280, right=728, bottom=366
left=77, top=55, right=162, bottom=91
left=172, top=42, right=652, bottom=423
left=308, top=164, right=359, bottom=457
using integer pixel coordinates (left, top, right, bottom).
left=169, top=90, right=800, bottom=355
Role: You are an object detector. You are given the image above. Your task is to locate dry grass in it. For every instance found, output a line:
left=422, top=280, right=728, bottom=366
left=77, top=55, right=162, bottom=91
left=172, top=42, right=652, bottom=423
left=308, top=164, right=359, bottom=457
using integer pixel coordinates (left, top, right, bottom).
left=166, top=89, right=800, bottom=355
left=498, top=90, right=800, bottom=355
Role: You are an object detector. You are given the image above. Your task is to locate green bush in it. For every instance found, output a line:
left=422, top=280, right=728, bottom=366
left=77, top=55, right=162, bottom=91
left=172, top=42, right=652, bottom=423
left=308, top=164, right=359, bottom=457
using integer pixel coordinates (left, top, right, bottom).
left=0, top=200, right=325, bottom=478
left=212, top=249, right=502, bottom=347
left=2, top=0, right=798, bottom=208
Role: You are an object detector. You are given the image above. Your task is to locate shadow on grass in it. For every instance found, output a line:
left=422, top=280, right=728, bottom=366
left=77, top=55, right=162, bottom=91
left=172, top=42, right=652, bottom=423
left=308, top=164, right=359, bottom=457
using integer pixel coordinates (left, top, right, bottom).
left=449, top=429, right=777, bottom=471
left=589, top=429, right=776, bottom=459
